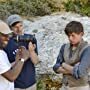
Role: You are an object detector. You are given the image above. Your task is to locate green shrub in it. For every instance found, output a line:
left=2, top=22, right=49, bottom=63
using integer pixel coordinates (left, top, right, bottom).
left=0, top=0, right=52, bottom=20
left=80, top=5, right=90, bottom=16
left=63, top=0, right=76, bottom=12
left=0, top=0, right=61, bottom=18
left=63, top=0, right=90, bottom=16
left=0, top=3, right=10, bottom=21
left=0, top=0, right=90, bottom=20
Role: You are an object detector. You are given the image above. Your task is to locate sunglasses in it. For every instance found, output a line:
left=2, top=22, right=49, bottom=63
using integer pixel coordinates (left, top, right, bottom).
left=0, top=33, right=9, bottom=41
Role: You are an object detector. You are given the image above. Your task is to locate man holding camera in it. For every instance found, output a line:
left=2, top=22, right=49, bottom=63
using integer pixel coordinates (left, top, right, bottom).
left=4, top=14, right=39, bottom=90
left=0, top=21, right=30, bottom=90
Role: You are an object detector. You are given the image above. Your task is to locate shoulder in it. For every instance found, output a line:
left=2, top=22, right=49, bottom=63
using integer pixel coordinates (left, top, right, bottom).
left=60, top=43, right=68, bottom=51
left=8, top=37, right=15, bottom=43
left=0, top=50, right=9, bottom=61
left=0, top=50, right=7, bottom=56
left=58, top=44, right=66, bottom=54
left=61, top=44, right=66, bottom=49
left=80, top=45, right=90, bottom=57
left=0, top=50, right=10, bottom=65
left=83, top=45, right=90, bottom=52
left=5, top=37, right=16, bottom=50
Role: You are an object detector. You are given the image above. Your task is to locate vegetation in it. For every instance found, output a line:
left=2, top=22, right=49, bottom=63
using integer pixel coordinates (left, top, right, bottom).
left=0, top=0, right=61, bottom=20
left=0, top=0, right=90, bottom=20
left=0, top=0, right=90, bottom=89
left=63, top=0, right=90, bottom=16
left=37, top=74, right=62, bottom=90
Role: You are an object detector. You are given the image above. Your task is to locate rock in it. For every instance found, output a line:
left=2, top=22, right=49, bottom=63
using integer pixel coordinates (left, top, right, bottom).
left=23, top=12, right=90, bottom=74
left=23, top=12, right=90, bottom=89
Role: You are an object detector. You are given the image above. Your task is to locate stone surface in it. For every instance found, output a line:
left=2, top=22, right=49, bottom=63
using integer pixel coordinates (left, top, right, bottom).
left=23, top=12, right=90, bottom=74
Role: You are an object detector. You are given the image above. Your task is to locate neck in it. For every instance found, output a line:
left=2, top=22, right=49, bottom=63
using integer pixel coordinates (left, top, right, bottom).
left=71, top=39, right=84, bottom=50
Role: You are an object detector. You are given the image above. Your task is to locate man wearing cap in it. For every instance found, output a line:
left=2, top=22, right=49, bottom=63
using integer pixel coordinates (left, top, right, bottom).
left=0, top=21, right=30, bottom=90
left=5, top=14, right=39, bottom=90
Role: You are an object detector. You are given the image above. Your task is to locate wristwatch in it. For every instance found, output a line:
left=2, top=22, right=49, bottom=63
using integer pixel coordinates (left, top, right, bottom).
left=20, top=58, right=25, bottom=62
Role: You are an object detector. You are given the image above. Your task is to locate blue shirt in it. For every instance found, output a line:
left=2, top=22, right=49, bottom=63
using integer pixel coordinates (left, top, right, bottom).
left=4, top=34, right=38, bottom=89
left=53, top=44, right=90, bottom=79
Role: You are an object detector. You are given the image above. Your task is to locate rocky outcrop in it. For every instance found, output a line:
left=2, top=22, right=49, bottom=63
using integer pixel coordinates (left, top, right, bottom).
left=24, top=12, right=90, bottom=74
left=23, top=12, right=90, bottom=89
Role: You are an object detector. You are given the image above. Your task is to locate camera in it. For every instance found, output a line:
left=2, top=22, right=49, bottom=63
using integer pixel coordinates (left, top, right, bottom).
left=13, top=34, right=36, bottom=44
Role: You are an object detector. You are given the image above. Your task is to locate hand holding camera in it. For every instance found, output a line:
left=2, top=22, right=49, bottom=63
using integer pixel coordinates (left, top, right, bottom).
left=15, top=46, right=30, bottom=62
left=13, top=34, right=36, bottom=45
left=28, top=42, right=36, bottom=53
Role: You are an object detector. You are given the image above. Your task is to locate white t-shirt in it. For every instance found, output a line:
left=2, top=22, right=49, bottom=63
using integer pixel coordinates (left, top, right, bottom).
left=0, top=50, right=14, bottom=90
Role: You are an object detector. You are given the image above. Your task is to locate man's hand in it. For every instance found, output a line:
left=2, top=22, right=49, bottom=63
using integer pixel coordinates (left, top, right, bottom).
left=62, top=63, right=73, bottom=74
left=28, top=42, right=39, bottom=65
left=57, top=66, right=71, bottom=75
left=16, top=46, right=29, bottom=62
left=28, top=42, right=36, bottom=53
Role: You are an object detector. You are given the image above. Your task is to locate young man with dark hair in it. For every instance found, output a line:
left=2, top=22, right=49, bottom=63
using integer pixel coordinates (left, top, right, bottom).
left=0, top=21, right=29, bottom=90
left=53, top=21, right=90, bottom=90
left=5, top=14, right=39, bottom=90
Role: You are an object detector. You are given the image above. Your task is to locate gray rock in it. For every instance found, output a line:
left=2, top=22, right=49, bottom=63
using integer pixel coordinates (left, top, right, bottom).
left=23, top=12, right=90, bottom=75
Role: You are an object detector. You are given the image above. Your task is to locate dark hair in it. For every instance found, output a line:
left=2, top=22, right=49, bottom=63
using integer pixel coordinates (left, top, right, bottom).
left=10, top=21, right=21, bottom=28
left=64, top=21, right=84, bottom=36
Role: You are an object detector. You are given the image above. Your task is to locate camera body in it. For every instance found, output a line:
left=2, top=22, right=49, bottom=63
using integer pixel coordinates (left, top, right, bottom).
left=12, top=34, right=38, bottom=54
left=13, top=34, right=36, bottom=44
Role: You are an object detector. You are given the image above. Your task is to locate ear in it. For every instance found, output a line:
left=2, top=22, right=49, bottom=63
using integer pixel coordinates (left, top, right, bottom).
left=81, top=32, right=84, bottom=36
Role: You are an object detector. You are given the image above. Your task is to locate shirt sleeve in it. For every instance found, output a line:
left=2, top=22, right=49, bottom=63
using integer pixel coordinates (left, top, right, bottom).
left=0, top=50, right=11, bottom=74
left=73, top=46, right=90, bottom=79
left=53, top=44, right=65, bottom=73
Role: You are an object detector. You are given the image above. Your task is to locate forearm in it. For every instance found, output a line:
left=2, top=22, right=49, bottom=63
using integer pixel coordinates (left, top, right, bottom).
left=2, top=46, right=30, bottom=82
left=62, top=63, right=73, bottom=74
left=2, top=60, right=24, bottom=82
left=29, top=51, right=39, bottom=65
left=57, top=66, right=71, bottom=74
left=11, top=60, right=24, bottom=79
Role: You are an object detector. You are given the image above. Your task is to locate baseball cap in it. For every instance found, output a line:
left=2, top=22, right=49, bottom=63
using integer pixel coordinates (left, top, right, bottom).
left=7, top=14, right=22, bottom=26
left=0, top=21, right=12, bottom=34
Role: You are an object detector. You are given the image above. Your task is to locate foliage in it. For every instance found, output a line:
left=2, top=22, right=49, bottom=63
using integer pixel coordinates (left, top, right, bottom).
left=37, top=74, right=62, bottom=90
left=0, top=0, right=90, bottom=20
left=63, top=0, right=90, bottom=16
